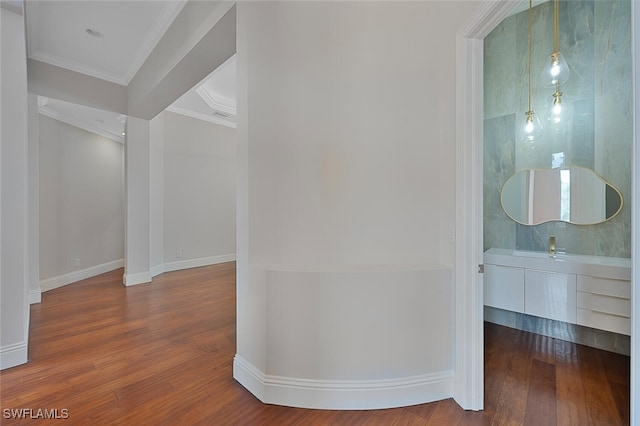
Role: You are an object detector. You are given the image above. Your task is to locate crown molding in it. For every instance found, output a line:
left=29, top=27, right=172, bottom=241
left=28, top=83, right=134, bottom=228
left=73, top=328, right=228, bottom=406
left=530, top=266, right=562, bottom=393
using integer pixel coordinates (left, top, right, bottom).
left=29, top=50, right=128, bottom=86
left=39, top=106, right=124, bottom=143
left=195, top=86, right=237, bottom=116
left=25, top=1, right=126, bottom=84
left=165, top=105, right=236, bottom=129
left=123, top=0, right=188, bottom=85
left=26, top=1, right=186, bottom=86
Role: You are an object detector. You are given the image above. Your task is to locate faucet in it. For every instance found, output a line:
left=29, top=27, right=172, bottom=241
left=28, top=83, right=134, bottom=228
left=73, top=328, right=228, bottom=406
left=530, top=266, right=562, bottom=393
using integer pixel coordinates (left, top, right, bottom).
left=549, top=235, right=556, bottom=255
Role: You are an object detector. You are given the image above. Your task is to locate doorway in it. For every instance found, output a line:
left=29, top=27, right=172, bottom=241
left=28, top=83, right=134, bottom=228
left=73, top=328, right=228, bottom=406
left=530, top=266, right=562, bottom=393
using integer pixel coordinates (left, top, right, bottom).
left=454, top=0, right=639, bottom=420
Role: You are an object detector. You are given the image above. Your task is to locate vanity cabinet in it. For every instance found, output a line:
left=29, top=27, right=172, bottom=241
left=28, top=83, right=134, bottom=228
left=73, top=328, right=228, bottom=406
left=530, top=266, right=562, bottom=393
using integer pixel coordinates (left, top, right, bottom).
left=524, top=270, right=577, bottom=323
left=576, top=276, right=631, bottom=335
left=483, top=248, right=631, bottom=335
left=484, top=264, right=524, bottom=312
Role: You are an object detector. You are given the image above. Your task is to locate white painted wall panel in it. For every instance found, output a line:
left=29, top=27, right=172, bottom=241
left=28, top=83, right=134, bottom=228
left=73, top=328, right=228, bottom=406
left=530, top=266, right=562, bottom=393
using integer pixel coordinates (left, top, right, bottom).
left=38, top=116, right=124, bottom=281
left=149, top=113, right=165, bottom=273
left=124, top=117, right=151, bottom=285
left=1, top=7, right=30, bottom=369
left=265, top=268, right=453, bottom=380
left=162, top=111, right=236, bottom=264
left=235, top=1, right=479, bottom=409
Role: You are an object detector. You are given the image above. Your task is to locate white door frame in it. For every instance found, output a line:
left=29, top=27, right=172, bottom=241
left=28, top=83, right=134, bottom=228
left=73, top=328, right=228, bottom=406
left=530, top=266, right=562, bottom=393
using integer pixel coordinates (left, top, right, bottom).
left=454, top=0, right=640, bottom=420
left=631, top=0, right=640, bottom=423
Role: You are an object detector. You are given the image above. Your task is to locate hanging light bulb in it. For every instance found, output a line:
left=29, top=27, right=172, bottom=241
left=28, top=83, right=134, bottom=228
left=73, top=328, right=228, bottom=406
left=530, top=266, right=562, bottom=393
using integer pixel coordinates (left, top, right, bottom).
left=541, top=0, right=570, bottom=88
left=520, top=0, right=543, bottom=143
left=519, top=110, right=544, bottom=142
left=542, top=52, right=570, bottom=88
left=544, top=88, right=573, bottom=134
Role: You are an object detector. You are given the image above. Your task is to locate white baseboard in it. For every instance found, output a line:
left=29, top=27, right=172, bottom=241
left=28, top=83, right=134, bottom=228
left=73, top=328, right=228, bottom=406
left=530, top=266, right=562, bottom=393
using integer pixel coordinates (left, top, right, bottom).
left=123, top=271, right=152, bottom=286
left=150, top=264, right=165, bottom=278
left=130, top=254, right=236, bottom=283
left=0, top=341, right=28, bottom=370
left=38, top=255, right=235, bottom=290
left=233, top=355, right=453, bottom=410
left=29, top=288, right=41, bottom=304
left=40, top=259, right=124, bottom=292
left=162, top=254, right=236, bottom=274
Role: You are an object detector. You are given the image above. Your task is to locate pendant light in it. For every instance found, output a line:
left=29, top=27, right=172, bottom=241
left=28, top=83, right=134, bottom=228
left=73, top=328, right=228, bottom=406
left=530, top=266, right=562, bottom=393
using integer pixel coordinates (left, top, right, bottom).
left=544, top=0, right=571, bottom=133
left=519, top=0, right=543, bottom=143
left=544, top=81, right=572, bottom=134
left=541, top=0, right=570, bottom=88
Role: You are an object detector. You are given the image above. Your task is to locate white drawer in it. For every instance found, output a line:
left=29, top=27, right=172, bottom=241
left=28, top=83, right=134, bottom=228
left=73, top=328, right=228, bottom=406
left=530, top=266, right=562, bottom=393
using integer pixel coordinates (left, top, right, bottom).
left=484, top=264, right=524, bottom=313
left=577, top=275, right=630, bottom=299
left=577, top=292, right=630, bottom=317
left=577, top=308, right=631, bottom=336
left=524, top=269, right=576, bottom=323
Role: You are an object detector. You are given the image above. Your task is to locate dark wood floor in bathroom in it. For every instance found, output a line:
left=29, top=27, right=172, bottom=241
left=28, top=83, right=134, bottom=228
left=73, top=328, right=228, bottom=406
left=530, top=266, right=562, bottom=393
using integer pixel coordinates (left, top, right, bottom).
left=0, top=263, right=629, bottom=425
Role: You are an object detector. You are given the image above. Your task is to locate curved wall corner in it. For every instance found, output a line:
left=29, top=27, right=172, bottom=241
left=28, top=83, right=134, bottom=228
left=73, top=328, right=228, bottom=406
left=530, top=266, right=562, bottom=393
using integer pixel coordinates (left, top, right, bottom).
left=233, top=266, right=454, bottom=410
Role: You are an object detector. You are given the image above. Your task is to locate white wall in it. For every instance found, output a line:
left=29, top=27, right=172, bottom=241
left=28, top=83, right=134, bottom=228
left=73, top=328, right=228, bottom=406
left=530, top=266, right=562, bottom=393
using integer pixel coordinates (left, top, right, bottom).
left=124, top=117, right=151, bottom=285
left=27, top=59, right=127, bottom=115
left=149, top=113, right=165, bottom=275
left=127, top=3, right=235, bottom=119
left=27, top=95, right=40, bottom=303
left=161, top=111, right=236, bottom=270
left=234, top=1, right=479, bottom=409
left=1, top=7, right=30, bottom=369
left=631, top=1, right=640, bottom=422
left=38, top=116, right=124, bottom=290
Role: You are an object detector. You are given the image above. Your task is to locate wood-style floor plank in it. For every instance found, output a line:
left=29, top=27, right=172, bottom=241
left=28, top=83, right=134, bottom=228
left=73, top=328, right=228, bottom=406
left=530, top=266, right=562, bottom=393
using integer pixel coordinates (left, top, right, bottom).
left=0, top=264, right=630, bottom=424
left=523, top=359, right=556, bottom=426
left=555, top=338, right=589, bottom=426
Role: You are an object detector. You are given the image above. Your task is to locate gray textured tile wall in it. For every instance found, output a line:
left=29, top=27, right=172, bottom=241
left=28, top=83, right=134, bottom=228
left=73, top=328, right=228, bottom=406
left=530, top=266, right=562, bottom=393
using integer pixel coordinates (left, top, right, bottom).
left=483, top=0, right=632, bottom=258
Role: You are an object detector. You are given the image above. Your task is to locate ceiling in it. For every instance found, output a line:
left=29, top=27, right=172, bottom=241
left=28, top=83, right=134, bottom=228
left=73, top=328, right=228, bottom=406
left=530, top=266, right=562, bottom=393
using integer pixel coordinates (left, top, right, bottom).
left=169, top=55, right=237, bottom=127
left=25, top=0, right=236, bottom=140
left=26, top=1, right=186, bottom=85
left=38, top=96, right=127, bottom=143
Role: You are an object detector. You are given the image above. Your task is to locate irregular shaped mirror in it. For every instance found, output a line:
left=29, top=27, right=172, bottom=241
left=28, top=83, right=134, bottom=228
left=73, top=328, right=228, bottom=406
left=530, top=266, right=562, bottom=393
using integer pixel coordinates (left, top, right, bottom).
left=501, top=167, right=623, bottom=225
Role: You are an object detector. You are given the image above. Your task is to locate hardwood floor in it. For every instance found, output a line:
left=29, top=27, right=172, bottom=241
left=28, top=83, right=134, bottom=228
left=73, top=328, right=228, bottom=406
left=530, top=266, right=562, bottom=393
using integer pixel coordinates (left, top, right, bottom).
left=0, top=263, right=629, bottom=424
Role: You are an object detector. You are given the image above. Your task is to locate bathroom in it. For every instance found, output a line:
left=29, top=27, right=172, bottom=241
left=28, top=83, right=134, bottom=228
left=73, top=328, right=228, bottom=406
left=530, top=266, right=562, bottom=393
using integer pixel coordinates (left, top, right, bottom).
left=483, top=0, right=632, bottom=355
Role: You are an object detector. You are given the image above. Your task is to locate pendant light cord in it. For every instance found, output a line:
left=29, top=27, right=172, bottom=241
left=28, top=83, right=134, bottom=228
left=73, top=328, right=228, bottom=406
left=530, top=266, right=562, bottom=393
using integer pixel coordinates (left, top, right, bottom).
left=554, top=0, right=559, bottom=53
left=554, top=0, right=562, bottom=97
left=528, top=0, right=533, bottom=113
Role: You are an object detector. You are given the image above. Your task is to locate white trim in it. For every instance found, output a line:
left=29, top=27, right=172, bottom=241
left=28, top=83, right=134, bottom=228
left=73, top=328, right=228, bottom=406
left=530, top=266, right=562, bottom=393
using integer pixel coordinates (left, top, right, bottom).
left=40, top=259, right=124, bottom=292
left=0, top=341, right=28, bottom=370
left=457, top=0, right=639, bottom=418
left=196, top=53, right=238, bottom=117
left=144, top=255, right=237, bottom=281
left=26, top=2, right=187, bottom=86
left=233, top=355, right=453, bottom=410
left=165, top=105, right=237, bottom=129
left=21, top=14, right=32, bottom=371
left=454, top=0, right=519, bottom=411
left=123, top=271, right=152, bottom=287
left=163, top=254, right=236, bottom=274
left=29, top=50, right=129, bottom=86
left=123, top=1, right=188, bottom=85
left=29, top=289, right=41, bottom=304
left=150, top=264, right=165, bottom=279
left=38, top=107, right=124, bottom=143
left=195, top=86, right=237, bottom=116
left=631, top=0, right=640, bottom=423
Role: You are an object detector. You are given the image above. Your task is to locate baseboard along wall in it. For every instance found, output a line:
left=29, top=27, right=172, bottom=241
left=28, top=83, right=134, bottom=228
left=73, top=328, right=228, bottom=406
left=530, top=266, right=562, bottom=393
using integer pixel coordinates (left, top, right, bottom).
left=37, top=254, right=236, bottom=295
